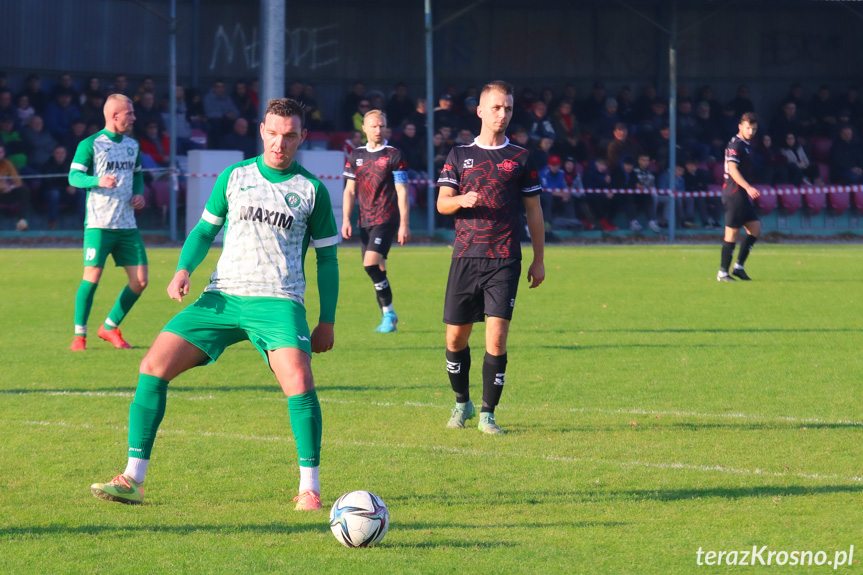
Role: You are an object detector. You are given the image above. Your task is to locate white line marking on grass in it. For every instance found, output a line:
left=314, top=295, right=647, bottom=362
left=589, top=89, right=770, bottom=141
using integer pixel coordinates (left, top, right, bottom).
left=316, top=397, right=863, bottom=427
left=9, top=390, right=859, bottom=427
left=4, top=418, right=861, bottom=484
left=566, top=406, right=863, bottom=427
left=0, top=390, right=215, bottom=401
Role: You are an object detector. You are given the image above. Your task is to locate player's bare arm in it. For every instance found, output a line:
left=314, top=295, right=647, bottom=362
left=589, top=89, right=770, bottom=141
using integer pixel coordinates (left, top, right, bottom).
left=310, top=322, right=334, bottom=353
left=167, top=270, right=191, bottom=302
left=341, top=179, right=357, bottom=239
left=395, top=182, right=411, bottom=245
left=524, top=195, right=546, bottom=288
left=728, top=162, right=759, bottom=199
left=437, top=185, right=478, bottom=214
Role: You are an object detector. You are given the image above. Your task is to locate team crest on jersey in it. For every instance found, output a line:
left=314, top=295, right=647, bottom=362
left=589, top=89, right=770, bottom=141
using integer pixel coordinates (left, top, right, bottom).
left=285, top=192, right=301, bottom=208
left=463, top=159, right=474, bottom=168
left=376, top=157, right=389, bottom=168
left=497, top=159, right=516, bottom=172
left=127, top=147, right=135, bottom=156
left=356, top=159, right=364, bottom=166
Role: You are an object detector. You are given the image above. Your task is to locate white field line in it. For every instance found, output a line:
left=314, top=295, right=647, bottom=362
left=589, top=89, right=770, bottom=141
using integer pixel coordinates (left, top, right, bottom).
left=0, top=390, right=215, bottom=401
left=310, top=397, right=863, bottom=427
left=8, top=389, right=859, bottom=427
left=2, top=418, right=860, bottom=484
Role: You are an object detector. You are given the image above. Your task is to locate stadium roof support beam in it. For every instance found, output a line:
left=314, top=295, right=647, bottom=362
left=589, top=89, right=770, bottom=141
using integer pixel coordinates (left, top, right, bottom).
left=260, top=0, right=286, bottom=144
left=130, top=0, right=180, bottom=241
left=613, top=0, right=736, bottom=242
left=423, top=0, right=487, bottom=237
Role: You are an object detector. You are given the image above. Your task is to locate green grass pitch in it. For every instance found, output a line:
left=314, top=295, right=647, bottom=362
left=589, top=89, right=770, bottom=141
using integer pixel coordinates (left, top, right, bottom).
left=1, top=244, right=861, bottom=574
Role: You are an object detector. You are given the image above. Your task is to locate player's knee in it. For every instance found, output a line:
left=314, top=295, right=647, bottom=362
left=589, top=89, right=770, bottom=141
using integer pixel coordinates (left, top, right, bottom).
left=139, top=355, right=164, bottom=379
left=364, top=264, right=386, bottom=283
left=281, top=371, right=314, bottom=396
left=132, top=277, right=148, bottom=292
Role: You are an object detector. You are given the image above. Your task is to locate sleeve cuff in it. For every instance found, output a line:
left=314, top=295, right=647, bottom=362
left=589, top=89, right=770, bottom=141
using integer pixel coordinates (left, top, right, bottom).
left=312, top=234, right=340, bottom=248
left=201, top=209, right=225, bottom=225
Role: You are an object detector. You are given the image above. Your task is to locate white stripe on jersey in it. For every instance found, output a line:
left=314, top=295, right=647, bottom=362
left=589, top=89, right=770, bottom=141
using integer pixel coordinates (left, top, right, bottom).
left=311, top=235, right=339, bottom=248
left=201, top=209, right=224, bottom=226
left=71, top=163, right=88, bottom=172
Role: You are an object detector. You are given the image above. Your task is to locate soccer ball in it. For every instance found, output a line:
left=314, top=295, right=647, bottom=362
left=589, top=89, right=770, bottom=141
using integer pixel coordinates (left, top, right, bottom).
left=329, top=490, right=389, bottom=548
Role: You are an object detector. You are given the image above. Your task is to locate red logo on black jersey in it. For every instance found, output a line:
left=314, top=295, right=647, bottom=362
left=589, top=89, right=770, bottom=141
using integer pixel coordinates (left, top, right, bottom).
left=443, top=164, right=453, bottom=171
left=497, top=159, right=516, bottom=172
left=376, top=157, right=389, bottom=168
left=531, top=170, right=537, bottom=179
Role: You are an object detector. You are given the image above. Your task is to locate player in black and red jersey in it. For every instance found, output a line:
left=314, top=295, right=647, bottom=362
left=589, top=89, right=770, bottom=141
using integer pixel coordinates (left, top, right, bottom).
left=342, top=109, right=410, bottom=332
left=436, top=80, right=545, bottom=434
left=718, top=112, right=761, bottom=281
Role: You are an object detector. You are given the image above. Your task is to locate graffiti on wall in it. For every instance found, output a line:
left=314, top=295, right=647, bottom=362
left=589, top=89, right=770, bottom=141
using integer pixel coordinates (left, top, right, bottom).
left=209, top=23, right=339, bottom=71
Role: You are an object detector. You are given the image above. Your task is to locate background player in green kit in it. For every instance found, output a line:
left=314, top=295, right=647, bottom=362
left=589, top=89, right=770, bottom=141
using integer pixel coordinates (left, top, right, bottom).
left=90, top=98, right=340, bottom=512
left=69, top=94, right=147, bottom=351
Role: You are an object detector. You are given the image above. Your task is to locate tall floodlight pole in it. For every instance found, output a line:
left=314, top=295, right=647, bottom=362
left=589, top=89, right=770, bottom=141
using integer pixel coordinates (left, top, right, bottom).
left=424, top=0, right=436, bottom=238
left=667, top=1, right=678, bottom=243
left=260, top=0, right=286, bottom=152
left=169, top=0, right=178, bottom=241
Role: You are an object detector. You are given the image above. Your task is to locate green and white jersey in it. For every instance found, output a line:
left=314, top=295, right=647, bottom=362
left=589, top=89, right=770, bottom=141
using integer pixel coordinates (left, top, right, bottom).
left=201, top=156, right=339, bottom=302
left=71, top=129, right=143, bottom=229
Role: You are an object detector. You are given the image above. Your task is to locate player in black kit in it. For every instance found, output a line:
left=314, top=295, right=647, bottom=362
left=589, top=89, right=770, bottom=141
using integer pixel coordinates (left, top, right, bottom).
left=436, top=80, right=545, bottom=434
left=718, top=112, right=761, bottom=282
left=342, top=109, right=410, bottom=331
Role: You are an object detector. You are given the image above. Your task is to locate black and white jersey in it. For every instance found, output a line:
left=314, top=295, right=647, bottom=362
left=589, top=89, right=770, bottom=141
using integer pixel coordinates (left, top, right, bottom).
left=723, top=135, right=754, bottom=196
left=437, top=138, right=541, bottom=259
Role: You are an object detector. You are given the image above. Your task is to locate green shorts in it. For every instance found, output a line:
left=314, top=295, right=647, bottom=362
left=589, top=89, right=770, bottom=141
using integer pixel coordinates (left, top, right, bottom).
left=162, top=291, right=312, bottom=364
left=83, top=228, right=148, bottom=268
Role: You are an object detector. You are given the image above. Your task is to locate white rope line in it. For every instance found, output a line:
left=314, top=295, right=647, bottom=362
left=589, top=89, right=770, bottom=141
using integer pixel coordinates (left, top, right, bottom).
left=4, top=168, right=863, bottom=197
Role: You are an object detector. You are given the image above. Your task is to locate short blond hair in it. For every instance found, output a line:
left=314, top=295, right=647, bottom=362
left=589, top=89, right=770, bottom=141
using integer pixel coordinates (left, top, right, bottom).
left=480, top=80, right=513, bottom=99
left=105, top=93, right=132, bottom=108
left=363, top=109, right=387, bottom=124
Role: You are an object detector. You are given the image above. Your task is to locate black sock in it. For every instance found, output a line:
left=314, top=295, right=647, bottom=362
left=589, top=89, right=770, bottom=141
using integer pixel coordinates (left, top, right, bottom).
left=737, top=235, right=757, bottom=266
left=720, top=241, right=735, bottom=272
left=445, top=347, right=471, bottom=403
left=364, top=265, right=393, bottom=308
left=481, top=352, right=508, bottom=413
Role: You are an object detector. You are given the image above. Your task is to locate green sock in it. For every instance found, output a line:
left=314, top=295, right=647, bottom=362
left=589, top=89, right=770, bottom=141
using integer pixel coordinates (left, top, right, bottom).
left=74, top=280, right=98, bottom=336
left=105, top=286, right=141, bottom=329
left=128, top=374, right=169, bottom=460
left=288, top=390, right=322, bottom=468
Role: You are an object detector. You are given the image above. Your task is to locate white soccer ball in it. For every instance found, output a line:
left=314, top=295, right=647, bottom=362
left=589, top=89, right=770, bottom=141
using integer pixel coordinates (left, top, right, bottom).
left=329, top=490, right=389, bottom=548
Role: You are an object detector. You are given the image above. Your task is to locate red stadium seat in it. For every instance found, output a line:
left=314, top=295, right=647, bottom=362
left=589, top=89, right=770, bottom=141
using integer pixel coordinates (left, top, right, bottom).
left=328, top=131, right=350, bottom=151
left=190, top=128, right=208, bottom=149
left=829, top=191, right=850, bottom=215
left=755, top=186, right=777, bottom=215
left=803, top=188, right=826, bottom=214
left=306, top=131, right=329, bottom=150
left=711, top=162, right=725, bottom=185
left=852, top=190, right=863, bottom=212
left=818, top=162, right=831, bottom=184
left=778, top=187, right=802, bottom=214
left=810, top=136, right=833, bottom=163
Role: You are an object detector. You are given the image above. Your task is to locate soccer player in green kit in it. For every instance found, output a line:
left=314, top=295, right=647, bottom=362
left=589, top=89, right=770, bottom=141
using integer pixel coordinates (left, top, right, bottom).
left=69, top=94, right=148, bottom=351
left=91, top=99, right=340, bottom=511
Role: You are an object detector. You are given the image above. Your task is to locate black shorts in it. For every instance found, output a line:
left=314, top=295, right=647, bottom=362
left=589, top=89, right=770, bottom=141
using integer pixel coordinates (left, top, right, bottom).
left=443, top=258, right=521, bottom=325
left=360, top=222, right=398, bottom=258
left=722, top=191, right=759, bottom=229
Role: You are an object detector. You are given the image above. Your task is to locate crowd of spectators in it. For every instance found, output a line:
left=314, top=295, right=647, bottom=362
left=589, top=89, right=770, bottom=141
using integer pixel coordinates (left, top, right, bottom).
left=2, top=70, right=863, bottom=232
